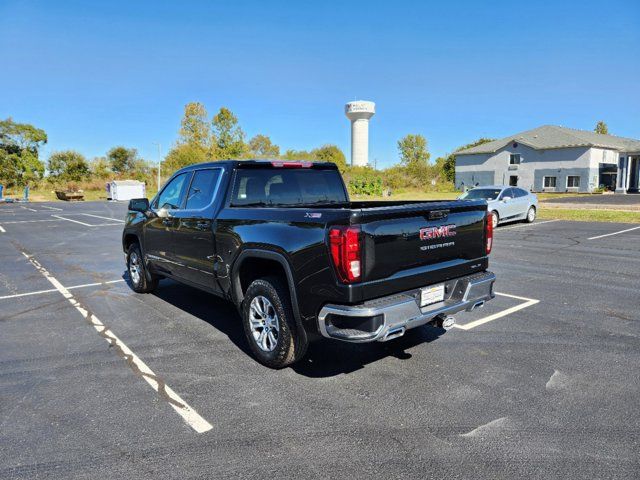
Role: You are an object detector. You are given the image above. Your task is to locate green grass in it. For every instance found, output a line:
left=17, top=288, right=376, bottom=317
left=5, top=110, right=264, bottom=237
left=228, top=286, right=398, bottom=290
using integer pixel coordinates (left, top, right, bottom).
left=538, top=207, right=640, bottom=223
left=350, top=190, right=459, bottom=201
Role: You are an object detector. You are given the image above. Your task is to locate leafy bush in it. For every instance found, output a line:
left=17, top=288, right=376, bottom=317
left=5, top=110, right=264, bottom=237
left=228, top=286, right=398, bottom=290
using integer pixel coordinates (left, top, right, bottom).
left=344, top=167, right=384, bottom=196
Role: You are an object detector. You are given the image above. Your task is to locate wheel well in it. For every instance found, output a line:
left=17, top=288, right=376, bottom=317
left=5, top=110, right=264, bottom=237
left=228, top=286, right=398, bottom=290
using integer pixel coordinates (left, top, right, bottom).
left=123, top=233, right=139, bottom=251
left=491, top=210, right=499, bottom=218
left=237, top=257, right=288, bottom=299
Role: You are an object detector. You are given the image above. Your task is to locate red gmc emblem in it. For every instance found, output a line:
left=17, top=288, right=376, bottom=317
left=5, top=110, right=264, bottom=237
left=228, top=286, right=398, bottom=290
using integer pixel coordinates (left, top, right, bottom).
left=420, top=224, right=457, bottom=240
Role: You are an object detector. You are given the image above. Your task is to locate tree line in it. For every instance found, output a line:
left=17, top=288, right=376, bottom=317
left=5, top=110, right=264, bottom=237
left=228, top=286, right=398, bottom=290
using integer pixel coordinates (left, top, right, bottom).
left=8, top=105, right=595, bottom=195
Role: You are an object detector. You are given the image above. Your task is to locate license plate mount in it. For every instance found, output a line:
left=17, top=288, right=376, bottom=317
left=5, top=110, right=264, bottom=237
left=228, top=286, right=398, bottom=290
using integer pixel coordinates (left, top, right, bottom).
left=420, top=284, right=445, bottom=307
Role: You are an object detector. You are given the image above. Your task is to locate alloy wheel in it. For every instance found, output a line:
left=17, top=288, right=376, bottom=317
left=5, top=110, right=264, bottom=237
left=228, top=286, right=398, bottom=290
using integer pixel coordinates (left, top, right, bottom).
left=129, top=251, right=141, bottom=285
left=249, top=295, right=280, bottom=352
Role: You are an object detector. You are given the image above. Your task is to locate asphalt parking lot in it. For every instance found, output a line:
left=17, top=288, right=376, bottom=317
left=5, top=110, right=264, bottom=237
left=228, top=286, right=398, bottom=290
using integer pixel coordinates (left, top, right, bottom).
left=1, top=202, right=639, bottom=479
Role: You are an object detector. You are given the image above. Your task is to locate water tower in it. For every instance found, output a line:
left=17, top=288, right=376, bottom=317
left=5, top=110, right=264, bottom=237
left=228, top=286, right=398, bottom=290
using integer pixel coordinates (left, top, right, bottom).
left=345, top=100, right=375, bottom=167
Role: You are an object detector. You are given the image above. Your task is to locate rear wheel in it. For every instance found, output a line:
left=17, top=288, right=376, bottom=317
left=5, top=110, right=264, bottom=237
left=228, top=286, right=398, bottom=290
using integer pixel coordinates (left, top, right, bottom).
left=525, top=206, right=536, bottom=223
left=242, top=276, right=307, bottom=369
left=127, top=243, right=159, bottom=293
left=491, top=211, right=499, bottom=229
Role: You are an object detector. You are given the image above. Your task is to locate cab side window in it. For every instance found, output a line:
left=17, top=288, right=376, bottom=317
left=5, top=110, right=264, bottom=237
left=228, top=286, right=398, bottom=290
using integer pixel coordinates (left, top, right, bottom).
left=185, top=169, right=222, bottom=210
left=154, top=173, right=189, bottom=210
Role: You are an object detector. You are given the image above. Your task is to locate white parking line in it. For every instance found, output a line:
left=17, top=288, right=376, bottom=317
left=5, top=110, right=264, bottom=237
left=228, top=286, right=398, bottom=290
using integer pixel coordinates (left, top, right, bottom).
left=587, top=225, right=640, bottom=240
left=51, top=214, right=95, bottom=226
left=0, top=279, right=125, bottom=301
left=453, top=292, right=540, bottom=330
left=0, top=225, right=5, bottom=233
left=21, top=206, right=38, bottom=212
left=0, top=219, right=61, bottom=224
left=496, top=219, right=560, bottom=232
left=51, top=215, right=122, bottom=227
left=21, top=252, right=213, bottom=433
left=40, top=205, right=63, bottom=211
left=82, top=213, right=125, bottom=223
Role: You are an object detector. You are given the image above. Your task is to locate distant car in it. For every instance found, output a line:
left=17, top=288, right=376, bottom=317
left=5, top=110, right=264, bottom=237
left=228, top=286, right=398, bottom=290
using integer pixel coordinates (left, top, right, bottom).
left=459, top=186, right=538, bottom=228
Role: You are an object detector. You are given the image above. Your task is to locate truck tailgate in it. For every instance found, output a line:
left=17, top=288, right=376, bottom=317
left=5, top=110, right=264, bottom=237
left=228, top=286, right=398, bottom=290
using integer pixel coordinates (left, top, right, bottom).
left=355, top=201, right=488, bottom=298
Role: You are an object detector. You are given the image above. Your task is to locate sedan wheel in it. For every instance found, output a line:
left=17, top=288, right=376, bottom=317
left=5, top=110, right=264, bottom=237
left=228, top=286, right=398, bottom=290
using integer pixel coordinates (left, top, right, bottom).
left=526, top=206, right=536, bottom=223
left=491, top=211, right=499, bottom=229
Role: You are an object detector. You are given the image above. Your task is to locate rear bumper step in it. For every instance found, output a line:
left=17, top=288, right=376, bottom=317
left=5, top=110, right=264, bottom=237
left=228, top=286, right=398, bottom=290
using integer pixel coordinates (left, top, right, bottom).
left=317, top=271, right=496, bottom=343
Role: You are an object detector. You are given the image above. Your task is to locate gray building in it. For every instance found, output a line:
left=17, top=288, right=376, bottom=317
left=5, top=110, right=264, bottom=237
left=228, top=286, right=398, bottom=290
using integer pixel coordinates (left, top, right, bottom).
left=454, top=125, right=640, bottom=193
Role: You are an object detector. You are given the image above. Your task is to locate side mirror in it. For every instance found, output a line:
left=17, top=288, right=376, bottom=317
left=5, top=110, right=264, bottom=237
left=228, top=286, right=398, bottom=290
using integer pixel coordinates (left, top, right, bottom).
left=128, top=198, right=150, bottom=213
left=502, top=196, right=512, bottom=202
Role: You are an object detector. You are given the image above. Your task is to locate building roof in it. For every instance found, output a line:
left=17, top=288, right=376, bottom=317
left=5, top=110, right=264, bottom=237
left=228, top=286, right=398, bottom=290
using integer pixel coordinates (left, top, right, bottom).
left=455, top=125, right=640, bottom=155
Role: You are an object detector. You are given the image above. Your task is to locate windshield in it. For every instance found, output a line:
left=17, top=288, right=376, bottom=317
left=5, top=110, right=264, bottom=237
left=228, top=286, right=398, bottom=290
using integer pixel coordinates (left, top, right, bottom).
left=231, top=168, right=348, bottom=207
left=459, top=188, right=502, bottom=201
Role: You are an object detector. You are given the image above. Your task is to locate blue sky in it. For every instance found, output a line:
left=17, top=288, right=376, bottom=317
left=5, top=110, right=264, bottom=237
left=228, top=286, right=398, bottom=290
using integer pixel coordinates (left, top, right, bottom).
left=1, top=0, right=639, bottom=168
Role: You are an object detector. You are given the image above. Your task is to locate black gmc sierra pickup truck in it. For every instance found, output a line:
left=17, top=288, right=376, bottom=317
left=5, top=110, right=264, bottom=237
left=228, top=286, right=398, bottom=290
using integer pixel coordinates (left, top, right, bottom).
left=123, top=160, right=495, bottom=368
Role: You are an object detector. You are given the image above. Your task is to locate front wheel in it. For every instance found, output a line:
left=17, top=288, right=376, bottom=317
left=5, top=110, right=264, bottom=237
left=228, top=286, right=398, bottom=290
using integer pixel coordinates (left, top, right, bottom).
left=127, top=243, right=159, bottom=293
left=525, top=206, right=536, bottom=223
left=242, top=276, right=308, bottom=369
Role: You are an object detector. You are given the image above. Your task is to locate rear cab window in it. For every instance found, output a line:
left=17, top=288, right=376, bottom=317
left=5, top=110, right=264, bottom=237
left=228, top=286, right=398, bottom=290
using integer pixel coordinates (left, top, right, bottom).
left=185, top=168, right=222, bottom=210
left=231, top=166, right=347, bottom=207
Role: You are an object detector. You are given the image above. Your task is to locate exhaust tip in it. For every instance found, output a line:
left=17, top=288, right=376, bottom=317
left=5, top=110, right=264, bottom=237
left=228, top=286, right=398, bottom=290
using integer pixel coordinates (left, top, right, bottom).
left=437, top=315, right=456, bottom=330
left=383, top=326, right=406, bottom=341
left=471, top=300, right=485, bottom=311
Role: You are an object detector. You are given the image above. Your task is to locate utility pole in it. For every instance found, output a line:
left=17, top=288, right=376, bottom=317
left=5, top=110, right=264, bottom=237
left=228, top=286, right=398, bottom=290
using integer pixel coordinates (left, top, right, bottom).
left=153, top=142, right=162, bottom=190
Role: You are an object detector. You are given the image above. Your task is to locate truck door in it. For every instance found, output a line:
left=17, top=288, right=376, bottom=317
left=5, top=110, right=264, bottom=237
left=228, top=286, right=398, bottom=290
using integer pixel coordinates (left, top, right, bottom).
left=144, top=172, right=191, bottom=275
left=171, top=167, right=225, bottom=291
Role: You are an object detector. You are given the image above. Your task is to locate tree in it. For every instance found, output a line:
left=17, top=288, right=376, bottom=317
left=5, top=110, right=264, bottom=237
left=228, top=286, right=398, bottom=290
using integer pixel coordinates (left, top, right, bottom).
left=437, top=137, right=495, bottom=182
left=179, top=102, right=210, bottom=148
left=248, top=134, right=280, bottom=158
left=0, top=118, right=47, bottom=187
left=594, top=121, right=609, bottom=135
left=283, top=149, right=314, bottom=161
left=397, top=134, right=430, bottom=177
left=89, top=156, right=111, bottom=179
left=47, top=150, right=89, bottom=182
left=107, top=146, right=142, bottom=175
left=211, top=107, right=246, bottom=159
left=311, top=144, right=347, bottom=171
left=163, top=143, right=209, bottom=173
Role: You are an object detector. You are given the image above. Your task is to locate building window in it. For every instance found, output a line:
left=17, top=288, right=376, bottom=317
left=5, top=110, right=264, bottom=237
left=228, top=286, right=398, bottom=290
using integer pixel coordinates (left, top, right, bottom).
left=509, top=154, right=521, bottom=165
left=567, top=176, right=581, bottom=188
left=543, top=176, right=557, bottom=188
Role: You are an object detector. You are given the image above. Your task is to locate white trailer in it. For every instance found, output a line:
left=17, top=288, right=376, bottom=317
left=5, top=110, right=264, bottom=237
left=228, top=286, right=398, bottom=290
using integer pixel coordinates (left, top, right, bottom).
left=106, top=180, right=146, bottom=201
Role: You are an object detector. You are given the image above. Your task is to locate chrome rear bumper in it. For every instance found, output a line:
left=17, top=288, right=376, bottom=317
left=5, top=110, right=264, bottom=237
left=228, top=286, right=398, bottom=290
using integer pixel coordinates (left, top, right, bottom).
left=317, top=271, right=496, bottom=342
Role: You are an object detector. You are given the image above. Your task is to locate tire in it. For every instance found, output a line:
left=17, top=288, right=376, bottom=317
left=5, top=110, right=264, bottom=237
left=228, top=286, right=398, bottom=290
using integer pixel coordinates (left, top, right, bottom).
left=241, top=276, right=308, bottom=369
left=525, top=206, right=536, bottom=223
left=127, top=243, right=159, bottom=293
left=491, top=210, right=499, bottom=229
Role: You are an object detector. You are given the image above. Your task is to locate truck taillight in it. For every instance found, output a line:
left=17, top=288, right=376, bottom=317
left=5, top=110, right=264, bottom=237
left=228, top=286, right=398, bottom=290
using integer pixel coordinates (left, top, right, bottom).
left=271, top=161, right=312, bottom=168
left=485, top=211, right=493, bottom=254
left=329, top=225, right=361, bottom=283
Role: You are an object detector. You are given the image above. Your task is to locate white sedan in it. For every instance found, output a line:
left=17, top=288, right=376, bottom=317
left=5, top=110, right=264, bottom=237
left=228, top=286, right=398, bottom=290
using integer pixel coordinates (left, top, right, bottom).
left=459, top=185, right=538, bottom=228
